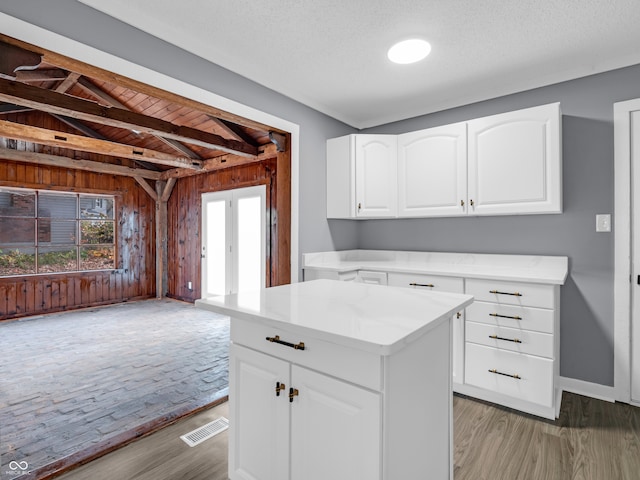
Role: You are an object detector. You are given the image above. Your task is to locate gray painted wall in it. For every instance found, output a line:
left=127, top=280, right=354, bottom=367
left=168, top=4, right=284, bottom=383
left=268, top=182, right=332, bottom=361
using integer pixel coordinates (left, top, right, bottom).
left=3, top=1, right=639, bottom=386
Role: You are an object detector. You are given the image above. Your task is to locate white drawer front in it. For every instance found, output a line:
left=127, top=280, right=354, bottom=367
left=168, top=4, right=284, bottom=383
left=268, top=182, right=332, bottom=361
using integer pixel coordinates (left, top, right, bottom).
left=388, top=272, right=464, bottom=293
left=465, top=301, right=554, bottom=334
left=466, top=321, right=554, bottom=358
left=464, top=343, right=554, bottom=407
left=465, top=278, right=555, bottom=309
left=231, top=318, right=382, bottom=391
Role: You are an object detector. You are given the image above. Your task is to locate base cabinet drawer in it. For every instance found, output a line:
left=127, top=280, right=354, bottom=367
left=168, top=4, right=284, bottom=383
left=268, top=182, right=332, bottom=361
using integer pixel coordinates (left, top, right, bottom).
left=464, top=343, right=554, bottom=407
left=466, top=321, right=553, bottom=358
left=466, top=301, right=554, bottom=333
left=231, top=318, right=382, bottom=391
left=465, top=278, right=555, bottom=308
left=387, top=272, right=463, bottom=293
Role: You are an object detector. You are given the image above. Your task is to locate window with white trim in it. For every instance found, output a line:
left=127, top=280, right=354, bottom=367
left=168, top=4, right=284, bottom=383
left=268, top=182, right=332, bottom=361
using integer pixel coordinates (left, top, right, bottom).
left=0, top=188, right=116, bottom=276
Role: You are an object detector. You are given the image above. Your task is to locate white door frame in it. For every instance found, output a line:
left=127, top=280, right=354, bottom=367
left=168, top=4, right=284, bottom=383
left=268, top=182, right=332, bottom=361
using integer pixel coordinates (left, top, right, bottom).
left=614, top=98, right=640, bottom=404
left=1, top=13, right=299, bottom=284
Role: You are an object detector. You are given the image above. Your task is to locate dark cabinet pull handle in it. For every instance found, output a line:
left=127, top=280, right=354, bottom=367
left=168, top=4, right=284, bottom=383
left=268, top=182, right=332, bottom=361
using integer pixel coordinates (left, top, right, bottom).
left=489, top=313, right=522, bottom=320
left=275, top=382, right=285, bottom=397
left=489, top=335, right=522, bottom=343
left=289, top=387, right=299, bottom=403
left=266, top=335, right=305, bottom=350
left=489, top=369, right=521, bottom=379
left=490, top=290, right=522, bottom=297
left=409, top=282, right=435, bottom=288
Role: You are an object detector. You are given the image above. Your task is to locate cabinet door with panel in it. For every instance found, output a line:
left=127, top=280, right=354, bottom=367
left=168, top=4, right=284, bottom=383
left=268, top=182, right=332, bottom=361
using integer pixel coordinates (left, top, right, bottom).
left=397, top=122, right=467, bottom=217
left=355, top=135, right=398, bottom=217
left=467, top=103, right=561, bottom=215
left=230, top=344, right=382, bottom=480
left=290, top=365, right=381, bottom=480
left=326, top=134, right=397, bottom=219
left=229, top=344, right=290, bottom=480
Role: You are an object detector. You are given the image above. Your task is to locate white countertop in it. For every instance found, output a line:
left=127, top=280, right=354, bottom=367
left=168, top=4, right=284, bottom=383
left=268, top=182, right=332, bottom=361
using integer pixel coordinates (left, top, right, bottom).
left=302, top=250, right=568, bottom=285
left=196, top=279, right=473, bottom=355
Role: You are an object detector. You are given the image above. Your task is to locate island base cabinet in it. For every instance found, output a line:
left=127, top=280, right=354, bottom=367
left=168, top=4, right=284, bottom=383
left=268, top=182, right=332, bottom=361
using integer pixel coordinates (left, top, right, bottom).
left=229, top=344, right=382, bottom=480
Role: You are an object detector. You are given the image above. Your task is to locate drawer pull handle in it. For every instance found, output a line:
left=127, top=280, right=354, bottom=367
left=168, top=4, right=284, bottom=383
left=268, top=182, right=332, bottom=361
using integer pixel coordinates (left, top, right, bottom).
left=266, top=335, right=306, bottom=351
left=490, top=290, right=522, bottom=297
left=289, top=387, right=299, bottom=403
left=489, top=313, right=522, bottom=320
left=489, top=334, right=522, bottom=343
left=275, top=381, right=286, bottom=397
left=489, top=369, right=521, bottom=380
left=409, top=282, right=435, bottom=288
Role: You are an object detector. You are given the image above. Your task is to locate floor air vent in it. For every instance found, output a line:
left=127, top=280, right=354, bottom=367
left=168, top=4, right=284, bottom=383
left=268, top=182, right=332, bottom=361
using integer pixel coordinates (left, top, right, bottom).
left=180, top=417, right=229, bottom=447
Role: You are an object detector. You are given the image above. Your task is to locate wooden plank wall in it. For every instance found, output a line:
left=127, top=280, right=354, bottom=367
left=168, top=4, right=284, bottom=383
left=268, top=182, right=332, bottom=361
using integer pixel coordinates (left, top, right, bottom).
left=0, top=114, right=156, bottom=320
left=166, top=158, right=284, bottom=302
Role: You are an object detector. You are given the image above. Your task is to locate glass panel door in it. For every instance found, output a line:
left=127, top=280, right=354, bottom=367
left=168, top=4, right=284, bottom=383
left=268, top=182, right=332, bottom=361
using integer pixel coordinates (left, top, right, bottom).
left=201, top=185, right=266, bottom=297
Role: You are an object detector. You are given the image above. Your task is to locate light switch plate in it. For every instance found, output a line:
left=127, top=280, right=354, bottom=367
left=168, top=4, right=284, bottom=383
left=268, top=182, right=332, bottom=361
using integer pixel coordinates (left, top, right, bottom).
left=596, top=214, right=611, bottom=232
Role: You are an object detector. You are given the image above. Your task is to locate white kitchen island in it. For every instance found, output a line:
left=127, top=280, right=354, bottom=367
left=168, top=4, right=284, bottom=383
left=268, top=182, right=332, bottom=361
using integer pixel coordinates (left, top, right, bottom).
left=196, top=279, right=473, bottom=480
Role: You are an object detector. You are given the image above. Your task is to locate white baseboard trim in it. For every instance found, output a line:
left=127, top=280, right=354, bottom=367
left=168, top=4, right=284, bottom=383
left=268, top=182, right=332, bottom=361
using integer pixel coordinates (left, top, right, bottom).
left=559, top=376, right=616, bottom=403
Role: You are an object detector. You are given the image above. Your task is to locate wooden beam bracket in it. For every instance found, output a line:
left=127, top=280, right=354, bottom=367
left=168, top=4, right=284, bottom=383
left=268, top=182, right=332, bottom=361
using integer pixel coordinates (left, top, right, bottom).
left=269, top=131, right=287, bottom=152
left=0, top=41, right=42, bottom=79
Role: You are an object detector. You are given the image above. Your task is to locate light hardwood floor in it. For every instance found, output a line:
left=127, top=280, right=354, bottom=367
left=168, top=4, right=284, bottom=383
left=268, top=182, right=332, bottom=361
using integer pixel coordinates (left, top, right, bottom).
left=58, top=392, right=640, bottom=480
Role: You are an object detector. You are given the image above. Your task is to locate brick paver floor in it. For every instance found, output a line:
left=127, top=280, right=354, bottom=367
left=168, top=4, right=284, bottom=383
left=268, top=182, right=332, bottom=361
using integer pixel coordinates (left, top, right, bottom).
left=0, top=299, right=229, bottom=478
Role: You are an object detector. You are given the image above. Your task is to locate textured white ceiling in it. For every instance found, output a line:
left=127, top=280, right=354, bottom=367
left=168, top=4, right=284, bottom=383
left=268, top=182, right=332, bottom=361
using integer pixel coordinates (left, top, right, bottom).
left=79, top=0, right=640, bottom=128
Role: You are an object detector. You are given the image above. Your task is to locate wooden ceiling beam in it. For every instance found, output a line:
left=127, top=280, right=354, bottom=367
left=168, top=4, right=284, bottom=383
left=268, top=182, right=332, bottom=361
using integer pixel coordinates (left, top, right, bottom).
left=208, top=116, right=258, bottom=146
left=15, top=69, right=68, bottom=82
left=50, top=114, right=161, bottom=172
left=54, top=72, right=81, bottom=93
left=0, top=147, right=162, bottom=180
left=76, top=76, right=202, bottom=160
left=161, top=142, right=278, bottom=180
left=0, top=103, right=32, bottom=114
left=0, top=78, right=259, bottom=157
left=0, top=119, right=202, bottom=170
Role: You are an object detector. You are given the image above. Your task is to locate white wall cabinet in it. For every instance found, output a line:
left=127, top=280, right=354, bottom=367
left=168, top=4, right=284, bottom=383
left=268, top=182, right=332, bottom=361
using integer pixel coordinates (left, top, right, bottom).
left=326, top=134, right=397, bottom=218
left=467, top=103, right=562, bottom=215
left=397, top=122, right=468, bottom=217
left=327, top=103, right=561, bottom=219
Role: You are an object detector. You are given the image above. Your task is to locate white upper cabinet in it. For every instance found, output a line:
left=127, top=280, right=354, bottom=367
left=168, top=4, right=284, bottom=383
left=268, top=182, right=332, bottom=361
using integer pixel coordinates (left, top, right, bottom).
left=398, top=122, right=467, bottom=217
left=467, top=103, right=562, bottom=215
left=326, top=103, right=562, bottom=219
left=326, top=134, right=397, bottom=218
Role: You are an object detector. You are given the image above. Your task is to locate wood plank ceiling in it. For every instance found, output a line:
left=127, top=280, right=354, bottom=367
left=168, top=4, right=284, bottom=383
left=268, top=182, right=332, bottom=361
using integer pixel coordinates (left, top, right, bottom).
left=0, top=34, right=286, bottom=190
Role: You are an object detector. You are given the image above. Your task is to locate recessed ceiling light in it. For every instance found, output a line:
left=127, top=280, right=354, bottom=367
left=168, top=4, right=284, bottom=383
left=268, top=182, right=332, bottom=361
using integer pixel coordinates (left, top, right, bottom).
left=387, top=39, right=431, bottom=64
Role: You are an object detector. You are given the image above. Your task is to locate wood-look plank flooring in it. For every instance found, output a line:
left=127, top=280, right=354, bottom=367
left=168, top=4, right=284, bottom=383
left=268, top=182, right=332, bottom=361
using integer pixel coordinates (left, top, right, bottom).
left=57, top=392, right=640, bottom=480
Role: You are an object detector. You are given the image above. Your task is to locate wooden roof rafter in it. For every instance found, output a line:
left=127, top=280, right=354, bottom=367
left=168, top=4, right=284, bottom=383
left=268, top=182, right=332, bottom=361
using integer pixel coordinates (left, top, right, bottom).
left=0, top=78, right=259, bottom=157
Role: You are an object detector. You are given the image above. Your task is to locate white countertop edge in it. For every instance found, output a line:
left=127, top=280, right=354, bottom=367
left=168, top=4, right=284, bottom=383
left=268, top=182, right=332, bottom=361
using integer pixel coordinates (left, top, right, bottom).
left=195, top=291, right=474, bottom=356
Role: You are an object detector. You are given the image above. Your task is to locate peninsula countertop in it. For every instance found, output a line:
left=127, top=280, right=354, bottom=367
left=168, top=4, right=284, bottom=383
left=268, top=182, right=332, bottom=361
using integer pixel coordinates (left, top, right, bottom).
left=195, top=279, right=473, bottom=356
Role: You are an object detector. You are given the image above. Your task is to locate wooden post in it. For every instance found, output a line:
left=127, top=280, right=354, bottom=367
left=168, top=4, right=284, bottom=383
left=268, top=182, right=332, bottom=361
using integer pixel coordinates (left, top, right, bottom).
left=155, top=181, right=168, bottom=298
left=274, top=134, right=291, bottom=285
